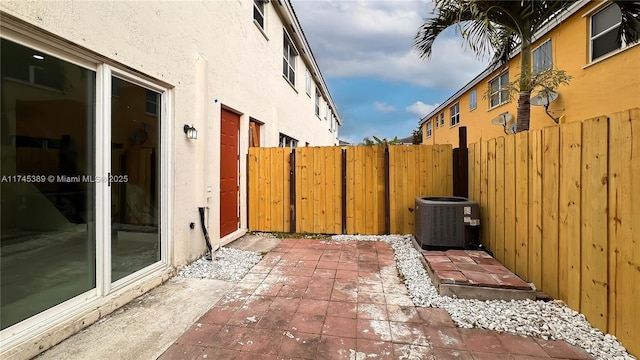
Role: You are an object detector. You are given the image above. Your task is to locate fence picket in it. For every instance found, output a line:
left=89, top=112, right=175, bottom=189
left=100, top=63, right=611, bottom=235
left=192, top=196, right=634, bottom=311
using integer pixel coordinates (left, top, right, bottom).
left=529, top=130, right=543, bottom=290
left=541, top=127, right=560, bottom=299
left=480, top=140, right=489, bottom=251
left=580, top=116, right=609, bottom=332
left=559, top=121, right=582, bottom=310
left=514, top=132, right=529, bottom=279
left=608, top=109, right=640, bottom=356
left=504, top=135, right=516, bottom=271
left=494, top=137, right=505, bottom=264
left=487, top=140, right=496, bottom=253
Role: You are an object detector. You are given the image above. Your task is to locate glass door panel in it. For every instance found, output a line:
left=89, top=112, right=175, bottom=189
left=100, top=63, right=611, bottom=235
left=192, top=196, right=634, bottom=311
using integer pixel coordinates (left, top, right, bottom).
left=110, top=77, right=160, bottom=282
left=0, top=38, right=96, bottom=329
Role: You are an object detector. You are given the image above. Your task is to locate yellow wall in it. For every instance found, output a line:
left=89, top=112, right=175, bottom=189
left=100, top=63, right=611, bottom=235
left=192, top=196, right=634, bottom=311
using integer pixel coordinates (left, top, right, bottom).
left=422, top=2, right=640, bottom=147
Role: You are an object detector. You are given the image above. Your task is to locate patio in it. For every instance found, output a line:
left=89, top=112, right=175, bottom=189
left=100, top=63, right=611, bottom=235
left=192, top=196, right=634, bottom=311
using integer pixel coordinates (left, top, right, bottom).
left=159, top=238, right=592, bottom=360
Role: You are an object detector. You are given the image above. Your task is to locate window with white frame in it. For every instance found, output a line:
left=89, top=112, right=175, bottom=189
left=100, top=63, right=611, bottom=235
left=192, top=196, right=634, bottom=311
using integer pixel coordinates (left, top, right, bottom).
left=324, top=103, right=329, bottom=120
left=315, top=88, right=320, bottom=116
left=253, top=0, right=266, bottom=30
left=533, top=40, right=552, bottom=74
left=305, top=70, right=311, bottom=96
left=279, top=133, right=298, bottom=148
left=489, top=71, right=509, bottom=108
left=426, top=121, right=432, bottom=138
left=469, top=89, right=477, bottom=111
left=440, top=113, right=445, bottom=127
left=590, top=4, right=624, bottom=61
left=282, top=31, right=296, bottom=85
left=450, top=103, right=460, bottom=126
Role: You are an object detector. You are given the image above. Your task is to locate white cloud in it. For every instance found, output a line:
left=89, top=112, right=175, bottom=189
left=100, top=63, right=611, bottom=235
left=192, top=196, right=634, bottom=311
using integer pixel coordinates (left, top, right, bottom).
left=374, top=101, right=396, bottom=112
left=406, top=101, right=438, bottom=116
left=292, top=0, right=490, bottom=89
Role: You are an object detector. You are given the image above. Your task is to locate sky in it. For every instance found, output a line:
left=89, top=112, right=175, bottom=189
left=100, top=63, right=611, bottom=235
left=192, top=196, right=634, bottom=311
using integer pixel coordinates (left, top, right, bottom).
left=291, top=0, right=491, bottom=145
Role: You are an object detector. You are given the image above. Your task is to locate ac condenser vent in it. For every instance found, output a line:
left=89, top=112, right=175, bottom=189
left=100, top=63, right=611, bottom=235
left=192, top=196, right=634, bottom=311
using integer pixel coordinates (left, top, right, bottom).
left=414, top=196, right=480, bottom=249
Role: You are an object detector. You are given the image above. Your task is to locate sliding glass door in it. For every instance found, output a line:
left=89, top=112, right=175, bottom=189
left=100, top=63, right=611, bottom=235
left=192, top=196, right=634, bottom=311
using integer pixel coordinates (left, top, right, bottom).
left=0, top=37, right=166, bottom=331
left=0, top=38, right=96, bottom=329
left=110, top=76, right=161, bottom=283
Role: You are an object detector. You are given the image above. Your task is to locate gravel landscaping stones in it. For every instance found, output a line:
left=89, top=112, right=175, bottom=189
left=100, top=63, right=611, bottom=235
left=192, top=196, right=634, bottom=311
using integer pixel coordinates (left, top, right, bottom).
left=177, top=247, right=262, bottom=281
left=332, top=234, right=635, bottom=360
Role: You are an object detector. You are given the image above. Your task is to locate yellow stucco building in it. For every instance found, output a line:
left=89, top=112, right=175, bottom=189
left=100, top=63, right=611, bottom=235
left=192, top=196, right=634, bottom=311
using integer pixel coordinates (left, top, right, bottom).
left=421, top=1, right=640, bottom=147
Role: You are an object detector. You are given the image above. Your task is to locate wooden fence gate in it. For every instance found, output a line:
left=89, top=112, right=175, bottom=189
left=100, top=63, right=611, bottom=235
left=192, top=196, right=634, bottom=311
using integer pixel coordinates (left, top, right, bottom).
left=248, top=144, right=453, bottom=236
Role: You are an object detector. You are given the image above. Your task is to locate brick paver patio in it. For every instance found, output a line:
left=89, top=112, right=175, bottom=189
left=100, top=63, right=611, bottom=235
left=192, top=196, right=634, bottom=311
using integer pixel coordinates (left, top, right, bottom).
left=158, top=239, right=592, bottom=359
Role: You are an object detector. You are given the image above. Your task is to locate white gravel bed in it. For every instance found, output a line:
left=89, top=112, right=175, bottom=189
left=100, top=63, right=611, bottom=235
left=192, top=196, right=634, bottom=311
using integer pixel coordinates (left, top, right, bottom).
left=332, top=234, right=634, bottom=360
left=177, top=247, right=262, bottom=281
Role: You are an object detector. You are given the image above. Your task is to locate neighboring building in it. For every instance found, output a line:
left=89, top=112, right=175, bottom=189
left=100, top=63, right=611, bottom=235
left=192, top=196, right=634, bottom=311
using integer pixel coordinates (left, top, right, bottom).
left=0, top=1, right=341, bottom=358
left=397, top=135, right=416, bottom=145
left=420, top=0, right=640, bottom=147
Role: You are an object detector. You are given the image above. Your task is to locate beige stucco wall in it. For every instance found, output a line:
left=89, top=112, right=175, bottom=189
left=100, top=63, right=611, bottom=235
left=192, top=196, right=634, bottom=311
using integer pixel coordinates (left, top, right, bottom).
left=1, top=0, right=339, bottom=262
left=0, top=1, right=340, bottom=358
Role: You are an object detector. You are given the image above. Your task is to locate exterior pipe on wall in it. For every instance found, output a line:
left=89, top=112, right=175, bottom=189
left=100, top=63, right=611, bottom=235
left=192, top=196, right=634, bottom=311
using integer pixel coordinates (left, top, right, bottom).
left=198, top=207, right=214, bottom=260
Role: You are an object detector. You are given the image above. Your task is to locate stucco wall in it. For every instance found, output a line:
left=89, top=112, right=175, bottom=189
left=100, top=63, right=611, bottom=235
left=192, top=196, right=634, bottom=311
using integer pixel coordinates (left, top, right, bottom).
left=1, top=2, right=340, bottom=356
left=1, top=0, right=339, bottom=269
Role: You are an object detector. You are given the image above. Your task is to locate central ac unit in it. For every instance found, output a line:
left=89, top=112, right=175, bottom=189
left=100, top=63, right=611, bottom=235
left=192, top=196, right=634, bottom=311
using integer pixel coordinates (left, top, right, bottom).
left=414, top=196, right=480, bottom=249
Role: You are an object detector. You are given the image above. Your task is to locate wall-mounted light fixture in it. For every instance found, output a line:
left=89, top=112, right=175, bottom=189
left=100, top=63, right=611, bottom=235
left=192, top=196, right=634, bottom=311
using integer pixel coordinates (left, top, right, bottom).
left=183, top=124, right=198, bottom=139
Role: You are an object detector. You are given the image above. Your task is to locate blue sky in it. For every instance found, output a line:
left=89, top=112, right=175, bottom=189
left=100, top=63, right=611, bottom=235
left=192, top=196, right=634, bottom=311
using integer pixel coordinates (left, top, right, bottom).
left=292, top=0, right=491, bottom=144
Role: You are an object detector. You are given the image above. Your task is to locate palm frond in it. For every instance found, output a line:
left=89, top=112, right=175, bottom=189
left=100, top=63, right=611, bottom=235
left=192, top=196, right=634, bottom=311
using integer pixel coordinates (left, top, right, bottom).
left=414, top=0, right=480, bottom=59
left=614, top=0, right=640, bottom=47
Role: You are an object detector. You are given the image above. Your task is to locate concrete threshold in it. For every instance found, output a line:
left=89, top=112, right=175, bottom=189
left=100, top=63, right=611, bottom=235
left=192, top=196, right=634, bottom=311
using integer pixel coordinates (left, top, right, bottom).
left=35, top=278, right=234, bottom=360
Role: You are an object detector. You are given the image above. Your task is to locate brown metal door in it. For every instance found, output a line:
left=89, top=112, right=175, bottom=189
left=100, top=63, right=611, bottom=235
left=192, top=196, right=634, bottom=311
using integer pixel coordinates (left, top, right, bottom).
left=220, top=108, right=240, bottom=237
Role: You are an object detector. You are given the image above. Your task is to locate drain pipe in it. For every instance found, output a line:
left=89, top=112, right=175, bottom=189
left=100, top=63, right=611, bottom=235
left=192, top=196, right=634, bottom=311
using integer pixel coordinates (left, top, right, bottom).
left=198, top=207, right=214, bottom=261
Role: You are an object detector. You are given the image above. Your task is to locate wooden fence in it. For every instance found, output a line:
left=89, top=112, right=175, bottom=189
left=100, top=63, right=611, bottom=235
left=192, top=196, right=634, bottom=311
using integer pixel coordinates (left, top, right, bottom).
left=248, top=144, right=453, bottom=236
left=468, top=109, right=639, bottom=356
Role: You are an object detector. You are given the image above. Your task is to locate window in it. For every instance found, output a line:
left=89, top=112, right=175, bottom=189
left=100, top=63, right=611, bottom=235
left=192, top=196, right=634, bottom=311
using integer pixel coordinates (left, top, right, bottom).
left=469, top=89, right=477, bottom=111
left=533, top=40, right=552, bottom=73
left=145, top=89, right=158, bottom=116
left=440, top=113, right=445, bottom=127
left=325, top=103, right=329, bottom=120
left=253, top=0, right=265, bottom=30
left=330, top=115, right=336, bottom=133
left=591, top=4, right=624, bottom=61
left=489, top=71, right=509, bottom=108
left=305, top=70, right=311, bottom=96
left=282, top=31, right=297, bottom=85
left=249, top=119, right=262, bottom=147
left=450, top=103, right=460, bottom=126
left=426, top=121, right=432, bottom=138
left=279, top=133, right=298, bottom=148
left=315, top=88, right=320, bottom=116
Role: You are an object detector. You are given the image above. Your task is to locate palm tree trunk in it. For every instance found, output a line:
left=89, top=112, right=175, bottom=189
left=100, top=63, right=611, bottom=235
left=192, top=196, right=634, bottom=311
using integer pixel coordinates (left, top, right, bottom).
left=516, top=91, right=531, bottom=132
left=515, top=37, right=533, bottom=133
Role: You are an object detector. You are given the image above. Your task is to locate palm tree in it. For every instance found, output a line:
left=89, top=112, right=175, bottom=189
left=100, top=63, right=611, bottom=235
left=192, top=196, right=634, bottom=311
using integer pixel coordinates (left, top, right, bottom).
left=415, top=0, right=640, bottom=132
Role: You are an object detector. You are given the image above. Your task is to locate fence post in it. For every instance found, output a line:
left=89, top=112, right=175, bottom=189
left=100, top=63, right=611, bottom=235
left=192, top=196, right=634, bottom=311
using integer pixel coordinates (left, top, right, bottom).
left=289, top=149, right=296, bottom=233
left=453, top=126, right=469, bottom=197
left=246, top=153, right=250, bottom=229
left=384, top=146, right=391, bottom=234
left=341, top=148, right=347, bottom=234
